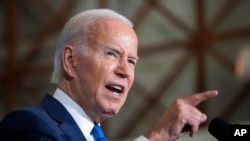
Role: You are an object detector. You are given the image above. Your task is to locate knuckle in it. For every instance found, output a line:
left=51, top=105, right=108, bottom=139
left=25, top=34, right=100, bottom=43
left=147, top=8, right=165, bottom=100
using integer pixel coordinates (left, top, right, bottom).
left=173, top=99, right=187, bottom=117
left=175, top=98, right=184, bottom=106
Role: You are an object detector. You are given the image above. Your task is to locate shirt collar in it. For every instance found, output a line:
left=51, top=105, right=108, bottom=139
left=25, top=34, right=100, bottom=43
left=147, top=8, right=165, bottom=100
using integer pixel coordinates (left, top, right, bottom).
left=53, top=88, right=94, bottom=139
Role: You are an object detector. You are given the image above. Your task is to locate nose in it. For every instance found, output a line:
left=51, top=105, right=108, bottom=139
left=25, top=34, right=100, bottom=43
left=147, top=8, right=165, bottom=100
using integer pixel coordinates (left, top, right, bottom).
left=115, top=59, right=130, bottom=78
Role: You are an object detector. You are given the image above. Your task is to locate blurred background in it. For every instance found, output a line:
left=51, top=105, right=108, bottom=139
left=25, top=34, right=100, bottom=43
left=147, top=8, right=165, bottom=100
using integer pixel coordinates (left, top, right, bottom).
left=1, top=0, right=250, bottom=140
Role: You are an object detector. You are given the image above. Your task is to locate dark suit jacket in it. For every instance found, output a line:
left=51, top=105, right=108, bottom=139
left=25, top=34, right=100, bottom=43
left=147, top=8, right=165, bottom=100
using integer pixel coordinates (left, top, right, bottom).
left=0, top=94, right=87, bottom=141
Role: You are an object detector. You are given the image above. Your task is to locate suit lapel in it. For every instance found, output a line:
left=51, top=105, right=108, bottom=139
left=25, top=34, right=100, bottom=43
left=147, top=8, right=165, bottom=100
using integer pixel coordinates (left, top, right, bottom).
left=59, top=113, right=87, bottom=141
left=41, top=94, right=87, bottom=141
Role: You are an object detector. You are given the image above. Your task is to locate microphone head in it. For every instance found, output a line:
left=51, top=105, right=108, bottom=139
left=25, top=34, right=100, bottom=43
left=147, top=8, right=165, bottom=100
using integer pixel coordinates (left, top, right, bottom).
left=208, top=117, right=230, bottom=141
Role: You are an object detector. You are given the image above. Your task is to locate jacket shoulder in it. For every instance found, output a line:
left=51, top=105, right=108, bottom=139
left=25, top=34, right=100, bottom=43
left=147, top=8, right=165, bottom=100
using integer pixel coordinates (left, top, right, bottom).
left=0, top=96, right=64, bottom=140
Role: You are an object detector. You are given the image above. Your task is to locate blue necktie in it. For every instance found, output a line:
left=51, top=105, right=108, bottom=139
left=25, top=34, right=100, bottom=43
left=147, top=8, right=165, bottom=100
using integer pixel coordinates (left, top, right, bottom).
left=91, top=123, right=108, bottom=141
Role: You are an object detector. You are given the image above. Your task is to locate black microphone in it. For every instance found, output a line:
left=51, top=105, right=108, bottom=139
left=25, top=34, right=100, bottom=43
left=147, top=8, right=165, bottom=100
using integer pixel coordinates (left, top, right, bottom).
left=208, top=117, right=230, bottom=141
left=208, top=117, right=250, bottom=141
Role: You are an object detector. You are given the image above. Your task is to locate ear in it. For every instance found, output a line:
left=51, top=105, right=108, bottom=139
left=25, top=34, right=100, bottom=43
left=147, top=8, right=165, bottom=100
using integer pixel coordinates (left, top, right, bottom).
left=62, top=45, right=76, bottom=79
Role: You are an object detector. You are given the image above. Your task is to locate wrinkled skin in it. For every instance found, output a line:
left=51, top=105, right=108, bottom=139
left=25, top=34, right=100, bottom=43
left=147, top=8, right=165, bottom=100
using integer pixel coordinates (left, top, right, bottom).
left=145, top=90, right=218, bottom=141
left=59, top=17, right=218, bottom=141
left=59, top=19, right=138, bottom=123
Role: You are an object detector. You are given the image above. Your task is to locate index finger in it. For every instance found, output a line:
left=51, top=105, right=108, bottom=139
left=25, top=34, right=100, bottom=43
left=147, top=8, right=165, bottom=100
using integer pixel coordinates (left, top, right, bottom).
left=183, top=90, right=218, bottom=106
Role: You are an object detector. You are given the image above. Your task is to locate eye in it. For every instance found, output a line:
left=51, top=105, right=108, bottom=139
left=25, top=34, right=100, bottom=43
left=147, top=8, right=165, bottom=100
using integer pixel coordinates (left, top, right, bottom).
left=128, top=59, right=136, bottom=66
left=106, top=50, right=117, bottom=57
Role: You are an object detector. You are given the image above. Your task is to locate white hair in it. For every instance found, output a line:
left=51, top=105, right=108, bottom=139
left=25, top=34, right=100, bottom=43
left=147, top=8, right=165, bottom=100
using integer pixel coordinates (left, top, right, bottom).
left=51, top=9, right=133, bottom=84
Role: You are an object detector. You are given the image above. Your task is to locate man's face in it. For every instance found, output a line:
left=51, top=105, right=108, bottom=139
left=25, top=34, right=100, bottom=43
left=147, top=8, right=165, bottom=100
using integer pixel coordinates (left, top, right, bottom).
left=73, top=19, right=138, bottom=121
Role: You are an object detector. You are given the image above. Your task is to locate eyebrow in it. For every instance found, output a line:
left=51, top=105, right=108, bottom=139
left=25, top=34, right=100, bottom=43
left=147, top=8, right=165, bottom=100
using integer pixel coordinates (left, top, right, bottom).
left=129, top=56, right=139, bottom=61
left=105, top=46, right=139, bottom=61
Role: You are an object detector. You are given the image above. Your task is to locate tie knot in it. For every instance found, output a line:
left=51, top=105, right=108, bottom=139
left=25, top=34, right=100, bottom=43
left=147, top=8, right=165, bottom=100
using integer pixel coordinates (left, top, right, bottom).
left=91, top=123, right=107, bottom=141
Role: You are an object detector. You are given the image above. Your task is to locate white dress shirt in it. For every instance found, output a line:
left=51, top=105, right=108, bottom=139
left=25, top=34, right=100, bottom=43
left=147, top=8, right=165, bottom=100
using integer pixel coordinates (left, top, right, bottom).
left=53, top=88, right=148, bottom=141
left=134, top=136, right=149, bottom=141
left=53, top=88, right=95, bottom=141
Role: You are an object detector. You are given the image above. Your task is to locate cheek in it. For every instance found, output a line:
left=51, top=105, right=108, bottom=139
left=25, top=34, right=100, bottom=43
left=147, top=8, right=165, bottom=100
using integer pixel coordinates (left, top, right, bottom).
left=82, top=58, right=109, bottom=80
left=100, top=60, right=119, bottom=76
left=128, top=70, right=135, bottom=86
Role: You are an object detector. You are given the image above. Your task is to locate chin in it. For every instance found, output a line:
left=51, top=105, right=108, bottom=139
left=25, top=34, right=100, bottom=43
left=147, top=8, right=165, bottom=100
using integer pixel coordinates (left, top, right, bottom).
left=101, top=101, right=124, bottom=115
left=104, top=106, right=121, bottom=116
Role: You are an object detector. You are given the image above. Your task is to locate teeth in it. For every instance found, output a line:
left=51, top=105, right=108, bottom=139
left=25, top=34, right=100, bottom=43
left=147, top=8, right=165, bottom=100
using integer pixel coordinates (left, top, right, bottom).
left=111, top=85, right=122, bottom=91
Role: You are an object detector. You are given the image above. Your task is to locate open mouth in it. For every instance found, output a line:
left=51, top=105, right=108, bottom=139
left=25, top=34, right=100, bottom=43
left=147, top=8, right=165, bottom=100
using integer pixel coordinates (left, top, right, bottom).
left=105, top=85, right=124, bottom=95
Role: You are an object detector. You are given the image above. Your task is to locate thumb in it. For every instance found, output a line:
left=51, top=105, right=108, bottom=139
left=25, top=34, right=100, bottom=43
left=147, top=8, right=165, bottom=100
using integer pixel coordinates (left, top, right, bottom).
left=189, top=113, right=207, bottom=137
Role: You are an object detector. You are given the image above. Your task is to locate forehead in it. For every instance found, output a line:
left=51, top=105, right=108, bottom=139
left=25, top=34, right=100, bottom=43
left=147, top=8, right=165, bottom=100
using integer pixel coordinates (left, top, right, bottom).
left=88, top=19, right=137, bottom=39
left=87, top=19, right=138, bottom=54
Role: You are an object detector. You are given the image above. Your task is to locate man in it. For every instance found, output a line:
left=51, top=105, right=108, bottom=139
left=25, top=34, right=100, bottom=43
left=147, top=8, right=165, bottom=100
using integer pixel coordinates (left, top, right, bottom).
left=0, top=9, right=218, bottom=141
